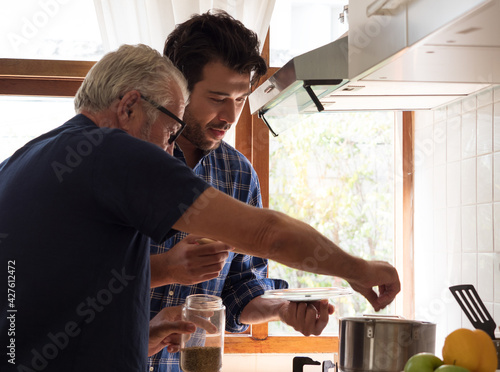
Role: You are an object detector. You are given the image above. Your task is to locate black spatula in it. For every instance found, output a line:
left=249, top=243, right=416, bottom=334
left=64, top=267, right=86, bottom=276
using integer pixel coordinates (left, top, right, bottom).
left=449, top=284, right=497, bottom=339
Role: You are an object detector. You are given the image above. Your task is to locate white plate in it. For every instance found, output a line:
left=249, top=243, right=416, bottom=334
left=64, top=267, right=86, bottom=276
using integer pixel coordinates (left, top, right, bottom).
left=261, top=287, right=353, bottom=302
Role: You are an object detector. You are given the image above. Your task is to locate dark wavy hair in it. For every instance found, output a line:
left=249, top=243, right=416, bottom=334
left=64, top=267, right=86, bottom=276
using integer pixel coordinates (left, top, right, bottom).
left=164, top=10, right=267, bottom=91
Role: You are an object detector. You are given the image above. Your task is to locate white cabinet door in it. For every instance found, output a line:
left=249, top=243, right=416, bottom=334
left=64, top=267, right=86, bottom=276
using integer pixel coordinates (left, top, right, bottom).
left=348, top=0, right=407, bottom=79
left=407, top=0, right=490, bottom=45
left=348, top=0, right=493, bottom=80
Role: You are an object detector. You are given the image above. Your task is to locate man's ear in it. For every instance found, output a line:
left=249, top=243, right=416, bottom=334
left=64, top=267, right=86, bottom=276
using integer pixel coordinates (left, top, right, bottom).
left=116, top=90, right=142, bottom=130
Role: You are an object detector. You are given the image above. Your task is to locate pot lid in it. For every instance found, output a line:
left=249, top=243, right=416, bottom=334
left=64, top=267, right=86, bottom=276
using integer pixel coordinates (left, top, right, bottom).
left=261, top=287, right=353, bottom=302
left=340, top=315, right=435, bottom=325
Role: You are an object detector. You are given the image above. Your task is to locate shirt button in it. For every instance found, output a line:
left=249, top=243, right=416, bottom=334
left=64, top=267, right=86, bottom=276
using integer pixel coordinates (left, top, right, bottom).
left=169, top=291, right=174, bottom=296
left=149, top=367, right=154, bottom=371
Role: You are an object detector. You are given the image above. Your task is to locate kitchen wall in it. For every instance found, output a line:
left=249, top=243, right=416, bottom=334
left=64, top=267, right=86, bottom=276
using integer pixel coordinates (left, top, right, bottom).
left=413, top=85, right=500, bottom=357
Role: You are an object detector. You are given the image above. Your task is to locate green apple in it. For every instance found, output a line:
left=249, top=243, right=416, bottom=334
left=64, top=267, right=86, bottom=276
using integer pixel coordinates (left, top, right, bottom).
left=434, top=365, right=470, bottom=372
left=404, top=352, right=444, bottom=372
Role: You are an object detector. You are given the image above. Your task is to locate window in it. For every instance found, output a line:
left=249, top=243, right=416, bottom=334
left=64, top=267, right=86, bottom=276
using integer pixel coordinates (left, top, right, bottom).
left=0, top=96, right=75, bottom=162
left=264, top=0, right=398, bottom=337
left=1, top=0, right=103, bottom=61
left=223, top=0, right=410, bottom=351
left=268, top=112, right=396, bottom=336
left=0, top=1, right=102, bottom=161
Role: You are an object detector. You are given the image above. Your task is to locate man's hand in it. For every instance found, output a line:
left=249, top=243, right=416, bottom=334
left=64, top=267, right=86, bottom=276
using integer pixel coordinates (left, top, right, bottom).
left=148, top=306, right=195, bottom=356
left=346, top=259, right=401, bottom=311
left=240, top=297, right=334, bottom=337
left=151, top=235, right=234, bottom=287
left=278, top=299, right=334, bottom=336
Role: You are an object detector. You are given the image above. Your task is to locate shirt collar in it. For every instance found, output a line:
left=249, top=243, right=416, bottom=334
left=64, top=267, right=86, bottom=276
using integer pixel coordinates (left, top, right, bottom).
left=173, top=142, right=221, bottom=166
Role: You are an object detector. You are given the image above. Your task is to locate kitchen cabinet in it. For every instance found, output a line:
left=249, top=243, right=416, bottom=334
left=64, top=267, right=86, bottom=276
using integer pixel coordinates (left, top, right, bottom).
left=407, top=0, right=489, bottom=45
left=348, top=0, right=495, bottom=81
left=348, top=0, right=407, bottom=79
left=251, top=0, right=500, bottom=118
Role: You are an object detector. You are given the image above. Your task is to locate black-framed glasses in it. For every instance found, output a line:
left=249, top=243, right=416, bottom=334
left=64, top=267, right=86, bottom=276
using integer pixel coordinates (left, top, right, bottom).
left=140, top=95, right=186, bottom=144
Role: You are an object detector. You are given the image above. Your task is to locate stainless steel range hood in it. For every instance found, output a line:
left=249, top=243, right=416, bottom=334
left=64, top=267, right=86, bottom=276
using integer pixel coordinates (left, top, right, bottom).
left=249, top=0, right=500, bottom=136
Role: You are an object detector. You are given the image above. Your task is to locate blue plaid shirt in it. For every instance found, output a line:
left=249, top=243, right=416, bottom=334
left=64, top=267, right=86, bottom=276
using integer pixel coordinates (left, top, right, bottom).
left=148, top=141, right=287, bottom=372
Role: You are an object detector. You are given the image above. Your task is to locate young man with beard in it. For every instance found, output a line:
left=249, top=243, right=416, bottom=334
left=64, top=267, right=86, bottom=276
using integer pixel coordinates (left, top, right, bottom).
left=148, top=11, right=335, bottom=371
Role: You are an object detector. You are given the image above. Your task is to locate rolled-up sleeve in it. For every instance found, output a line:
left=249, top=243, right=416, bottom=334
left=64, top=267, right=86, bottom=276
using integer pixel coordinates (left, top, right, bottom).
left=221, top=254, right=288, bottom=333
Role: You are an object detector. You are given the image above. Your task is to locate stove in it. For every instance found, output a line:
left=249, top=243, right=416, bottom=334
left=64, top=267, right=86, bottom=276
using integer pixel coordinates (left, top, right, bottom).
left=292, top=356, right=336, bottom=372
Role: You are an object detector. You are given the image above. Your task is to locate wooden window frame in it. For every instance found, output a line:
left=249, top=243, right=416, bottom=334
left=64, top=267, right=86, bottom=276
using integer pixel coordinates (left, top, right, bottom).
left=0, top=59, right=94, bottom=97
left=0, top=36, right=414, bottom=355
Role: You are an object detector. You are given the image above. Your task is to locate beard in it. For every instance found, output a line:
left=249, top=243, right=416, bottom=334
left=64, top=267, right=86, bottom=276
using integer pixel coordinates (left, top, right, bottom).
left=181, top=108, right=231, bottom=152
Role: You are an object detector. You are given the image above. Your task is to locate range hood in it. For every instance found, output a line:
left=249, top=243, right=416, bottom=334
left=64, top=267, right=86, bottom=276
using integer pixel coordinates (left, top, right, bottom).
left=249, top=0, right=500, bottom=136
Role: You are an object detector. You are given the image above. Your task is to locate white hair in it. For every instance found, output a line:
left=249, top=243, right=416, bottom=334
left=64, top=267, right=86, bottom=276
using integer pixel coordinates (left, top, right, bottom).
left=74, top=44, right=188, bottom=123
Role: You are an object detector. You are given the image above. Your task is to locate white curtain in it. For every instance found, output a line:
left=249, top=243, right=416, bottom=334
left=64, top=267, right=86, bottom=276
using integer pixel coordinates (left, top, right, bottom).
left=93, top=0, right=276, bottom=54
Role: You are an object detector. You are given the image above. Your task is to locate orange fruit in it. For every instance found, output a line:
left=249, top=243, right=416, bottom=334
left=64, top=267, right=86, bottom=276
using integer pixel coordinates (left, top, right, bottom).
left=442, top=328, right=498, bottom=372
left=442, top=328, right=481, bottom=371
left=474, top=329, right=498, bottom=372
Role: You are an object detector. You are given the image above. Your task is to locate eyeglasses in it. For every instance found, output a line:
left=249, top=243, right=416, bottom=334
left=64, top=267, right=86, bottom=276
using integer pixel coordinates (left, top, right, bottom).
left=140, top=95, right=186, bottom=144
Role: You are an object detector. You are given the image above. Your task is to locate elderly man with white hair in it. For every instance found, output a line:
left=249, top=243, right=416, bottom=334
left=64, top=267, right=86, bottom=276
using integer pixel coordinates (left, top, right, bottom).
left=0, top=44, right=400, bottom=372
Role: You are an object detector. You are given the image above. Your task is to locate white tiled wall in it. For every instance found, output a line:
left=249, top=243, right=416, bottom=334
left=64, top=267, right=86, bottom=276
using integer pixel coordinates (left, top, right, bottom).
left=414, top=85, right=500, bottom=358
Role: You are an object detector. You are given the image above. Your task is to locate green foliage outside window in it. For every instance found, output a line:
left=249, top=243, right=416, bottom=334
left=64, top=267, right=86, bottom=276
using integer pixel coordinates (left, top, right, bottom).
left=267, top=111, right=395, bottom=335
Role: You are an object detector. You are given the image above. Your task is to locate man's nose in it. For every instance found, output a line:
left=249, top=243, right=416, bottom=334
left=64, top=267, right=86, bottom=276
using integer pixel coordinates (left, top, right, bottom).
left=218, top=101, right=238, bottom=124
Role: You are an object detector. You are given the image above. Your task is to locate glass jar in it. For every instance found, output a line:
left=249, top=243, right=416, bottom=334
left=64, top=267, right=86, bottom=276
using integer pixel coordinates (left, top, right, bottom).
left=180, top=294, right=225, bottom=372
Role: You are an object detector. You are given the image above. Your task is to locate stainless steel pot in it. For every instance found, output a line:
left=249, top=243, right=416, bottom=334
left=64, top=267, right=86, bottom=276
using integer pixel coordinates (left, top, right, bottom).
left=339, top=316, right=436, bottom=372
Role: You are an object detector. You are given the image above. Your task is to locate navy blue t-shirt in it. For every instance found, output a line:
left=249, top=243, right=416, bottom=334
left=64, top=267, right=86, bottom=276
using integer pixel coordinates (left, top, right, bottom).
left=0, top=115, right=210, bottom=371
